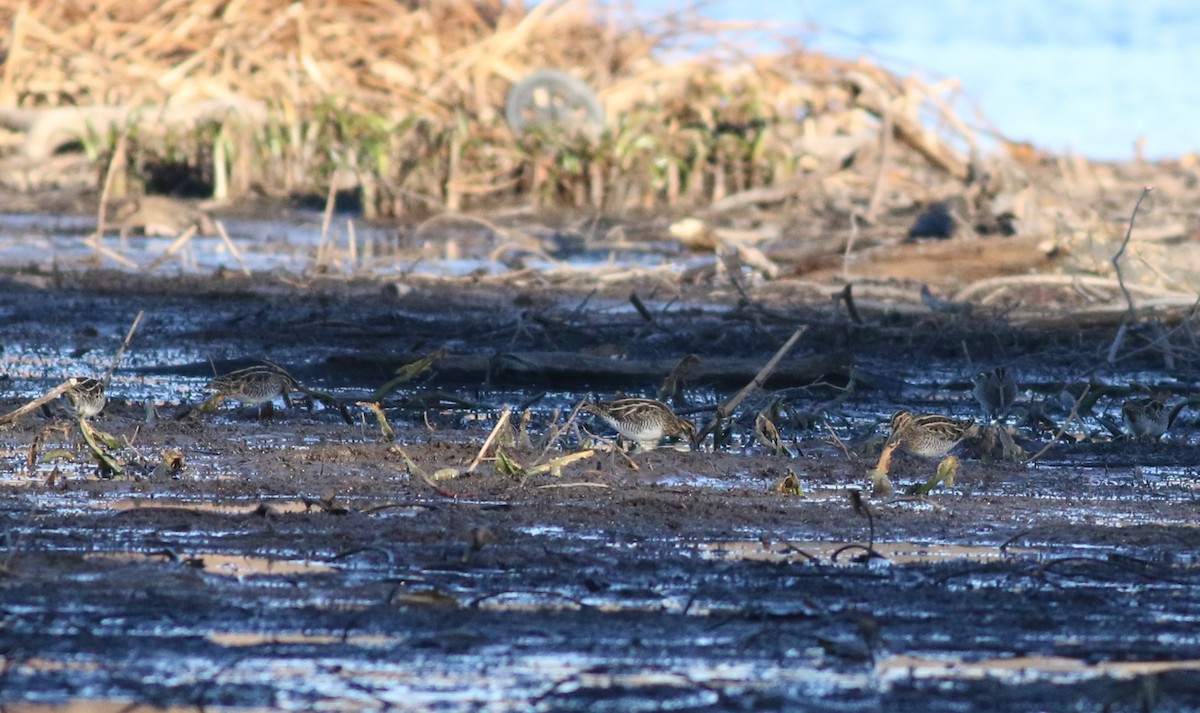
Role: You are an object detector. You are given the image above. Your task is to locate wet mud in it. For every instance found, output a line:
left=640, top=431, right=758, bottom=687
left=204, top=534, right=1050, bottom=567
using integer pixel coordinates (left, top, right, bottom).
left=1, top=219, right=1200, bottom=711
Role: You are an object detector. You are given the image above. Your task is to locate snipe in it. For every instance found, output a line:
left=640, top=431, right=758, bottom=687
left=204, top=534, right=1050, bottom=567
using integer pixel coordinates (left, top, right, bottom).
left=972, top=367, right=1018, bottom=421
left=65, top=377, right=107, bottom=419
left=584, top=398, right=696, bottom=451
left=205, top=364, right=299, bottom=417
left=871, top=410, right=977, bottom=496
left=1121, top=395, right=1170, bottom=441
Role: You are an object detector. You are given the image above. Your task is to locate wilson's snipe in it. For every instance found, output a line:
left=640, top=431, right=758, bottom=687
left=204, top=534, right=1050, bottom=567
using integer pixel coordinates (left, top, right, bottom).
left=188, top=363, right=352, bottom=423
left=206, top=364, right=298, bottom=416
left=65, top=377, right=107, bottom=419
left=887, top=410, right=977, bottom=457
left=972, top=367, right=1017, bottom=421
left=1122, top=396, right=1170, bottom=440
left=585, top=398, right=696, bottom=451
left=871, top=410, right=977, bottom=496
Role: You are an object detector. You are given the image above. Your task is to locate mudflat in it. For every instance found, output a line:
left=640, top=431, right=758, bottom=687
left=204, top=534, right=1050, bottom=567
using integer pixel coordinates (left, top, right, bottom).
left=1, top=227, right=1198, bottom=711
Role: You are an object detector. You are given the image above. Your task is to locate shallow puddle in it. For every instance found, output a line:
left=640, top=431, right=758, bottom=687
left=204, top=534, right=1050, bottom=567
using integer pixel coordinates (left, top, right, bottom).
left=879, top=654, right=1200, bottom=684
left=208, top=632, right=399, bottom=647
left=87, top=550, right=335, bottom=576
left=699, top=539, right=1030, bottom=565
left=99, top=497, right=315, bottom=515
left=0, top=703, right=275, bottom=713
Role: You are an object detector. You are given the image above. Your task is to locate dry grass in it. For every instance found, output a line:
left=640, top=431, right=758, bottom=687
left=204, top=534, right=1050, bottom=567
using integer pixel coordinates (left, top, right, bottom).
left=0, top=0, right=984, bottom=216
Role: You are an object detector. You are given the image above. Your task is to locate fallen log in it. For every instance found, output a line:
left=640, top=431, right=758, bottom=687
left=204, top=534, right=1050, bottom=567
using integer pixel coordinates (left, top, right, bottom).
left=801, top=233, right=1062, bottom=285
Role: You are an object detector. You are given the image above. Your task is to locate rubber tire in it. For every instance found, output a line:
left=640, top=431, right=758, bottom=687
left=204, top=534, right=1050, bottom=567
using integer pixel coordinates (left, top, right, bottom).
left=505, top=69, right=605, bottom=137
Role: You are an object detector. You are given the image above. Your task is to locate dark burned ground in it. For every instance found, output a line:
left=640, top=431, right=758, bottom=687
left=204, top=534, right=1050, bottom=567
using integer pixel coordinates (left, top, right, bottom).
left=1, top=269, right=1200, bottom=712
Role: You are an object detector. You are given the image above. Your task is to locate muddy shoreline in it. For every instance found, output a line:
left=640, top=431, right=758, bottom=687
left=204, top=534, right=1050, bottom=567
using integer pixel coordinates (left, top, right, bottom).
left=1, top=243, right=1199, bottom=711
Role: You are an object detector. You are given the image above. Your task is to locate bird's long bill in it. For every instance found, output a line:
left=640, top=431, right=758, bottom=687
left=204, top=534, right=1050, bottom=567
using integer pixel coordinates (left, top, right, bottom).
left=873, top=441, right=898, bottom=475
left=871, top=470, right=894, bottom=497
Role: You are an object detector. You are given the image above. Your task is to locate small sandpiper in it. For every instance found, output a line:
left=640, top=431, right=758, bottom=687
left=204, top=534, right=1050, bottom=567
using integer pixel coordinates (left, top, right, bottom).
left=206, top=364, right=299, bottom=417
left=887, top=410, right=977, bottom=458
left=872, top=410, right=978, bottom=496
left=584, top=398, right=696, bottom=451
left=1121, top=395, right=1170, bottom=441
left=972, top=367, right=1018, bottom=421
left=65, top=377, right=107, bottom=419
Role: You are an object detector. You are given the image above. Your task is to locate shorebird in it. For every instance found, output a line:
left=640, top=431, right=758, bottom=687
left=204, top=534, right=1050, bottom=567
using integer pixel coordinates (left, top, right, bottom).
left=208, top=364, right=298, bottom=411
left=584, top=398, right=696, bottom=451
left=871, top=410, right=977, bottom=496
left=1121, top=395, right=1170, bottom=441
left=886, top=410, right=976, bottom=458
left=192, top=363, right=352, bottom=423
left=65, top=377, right=107, bottom=419
left=972, top=367, right=1018, bottom=421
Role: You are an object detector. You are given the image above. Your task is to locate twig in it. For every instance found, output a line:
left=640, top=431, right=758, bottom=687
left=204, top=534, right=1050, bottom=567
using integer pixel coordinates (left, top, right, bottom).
left=372, top=348, right=447, bottom=401
left=522, top=449, right=595, bottom=478
left=848, top=489, right=872, bottom=550
left=822, top=419, right=853, bottom=459
left=412, top=212, right=541, bottom=258
left=0, top=379, right=79, bottom=426
left=566, top=288, right=597, bottom=323
left=79, top=418, right=122, bottom=477
left=214, top=220, right=251, bottom=277
left=1026, top=384, right=1090, bottom=464
left=103, top=310, right=144, bottom=390
left=87, top=240, right=139, bottom=269
left=863, top=102, right=893, bottom=223
left=88, top=129, right=129, bottom=246
left=146, top=225, right=200, bottom=271
left=516, top=392, right=547, bottom=413
left=834, top=284, right=862, bottom=324
left=595, top=437, right=640, bottom=470
left=357, top=401, right=395, bottom=442
left=577, top=407, right=642, bottom=469
left=317, top=178, right=338, bottom=268
left=657, top=354, right=700, bottom=402
left=629, top=292, right=654, bottom=323
left=842, top=213, right=860, bottom=283
left=952, top=272, right=1188, bottom=304
left=392, top=444, right=457, bottom=498
left=1111, top=187, right=1153, bottom=318
left=293, top=381, right=353, bottom=424
left=466, top=407, right=511, bottom=473
left=695, top=325, right=808, bottom=446
left=536, top=481, right=610, bottom=489
left=1105, top=323, right=1127, bottom=364
left=83, top=133, right=141, bottom=269
left=833, top=489, right=887, bottom=563
left=1148, top=320, right=1176, bottom=370
left=538, top=398, right=586, bottom=460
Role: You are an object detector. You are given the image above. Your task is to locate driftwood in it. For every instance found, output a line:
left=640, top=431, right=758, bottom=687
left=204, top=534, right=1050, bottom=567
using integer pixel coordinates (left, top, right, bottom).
left=803, top=234, right=1062, bottom=285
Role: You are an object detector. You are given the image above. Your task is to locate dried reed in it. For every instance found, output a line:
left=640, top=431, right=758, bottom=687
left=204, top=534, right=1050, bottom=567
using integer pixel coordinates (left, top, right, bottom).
left=0, top=0, right=979, bottom=216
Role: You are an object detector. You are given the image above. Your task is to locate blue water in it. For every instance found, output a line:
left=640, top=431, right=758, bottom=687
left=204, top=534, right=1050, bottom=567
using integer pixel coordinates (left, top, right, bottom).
left=632, top=0, right=1200, bottom=160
